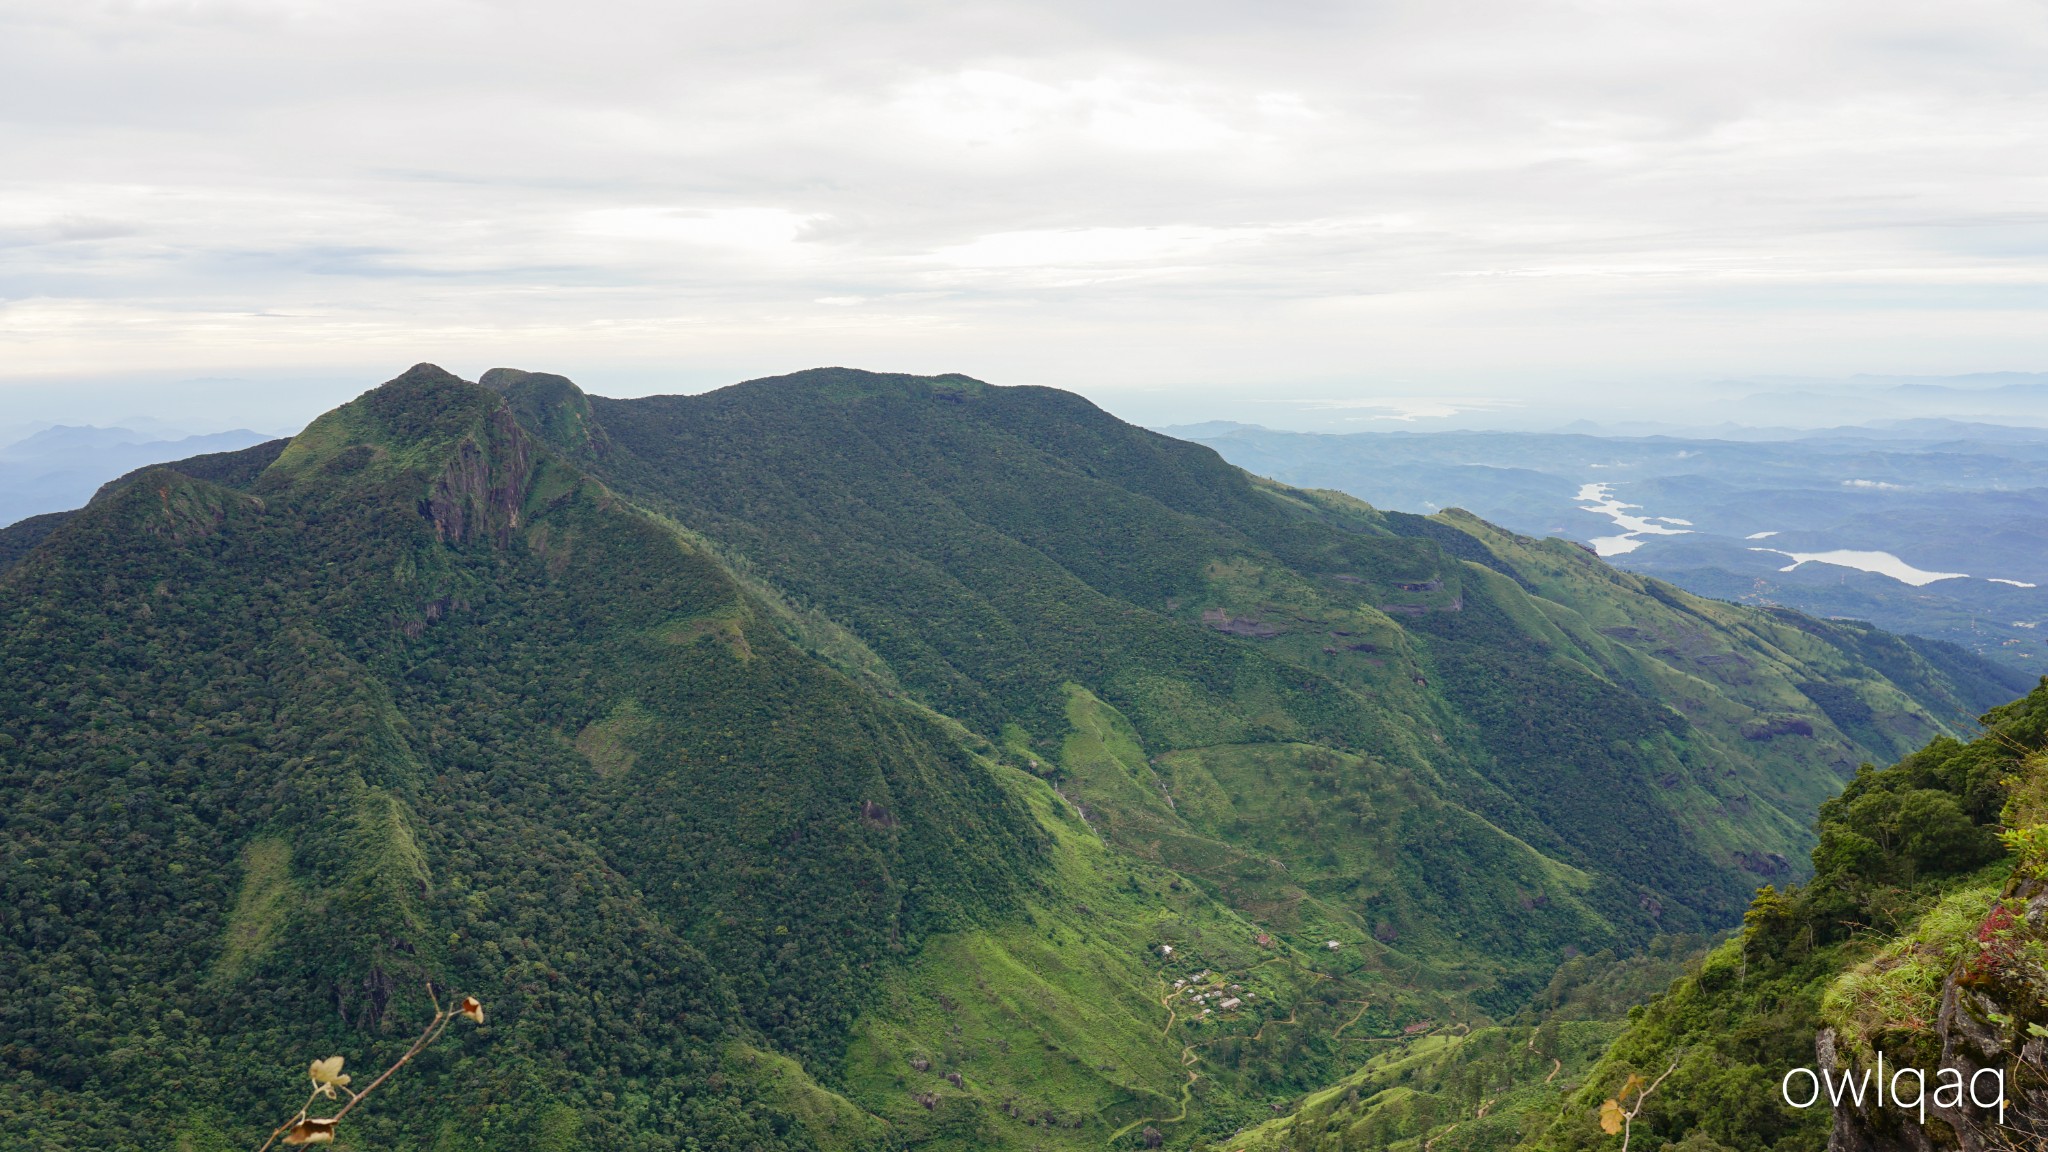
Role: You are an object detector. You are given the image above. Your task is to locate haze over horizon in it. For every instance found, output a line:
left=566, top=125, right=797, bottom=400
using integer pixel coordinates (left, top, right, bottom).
left=7, top=367, right=2048, bottom=446
left=4, top=0, right=2047, bottom=434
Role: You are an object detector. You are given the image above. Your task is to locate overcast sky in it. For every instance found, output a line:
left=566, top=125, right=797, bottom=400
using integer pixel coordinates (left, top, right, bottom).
left=3, top=0, right=2047, bottom=433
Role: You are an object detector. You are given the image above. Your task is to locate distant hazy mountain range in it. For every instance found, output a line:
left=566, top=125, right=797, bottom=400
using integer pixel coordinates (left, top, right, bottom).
left=0, top=424, right=270, bottom=527
left=1168, top=422, right=2048, bottom=672
left=1114, top=373, right=2048, bottom=436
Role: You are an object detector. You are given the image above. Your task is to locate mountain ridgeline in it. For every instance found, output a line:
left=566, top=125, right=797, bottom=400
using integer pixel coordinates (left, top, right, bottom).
left=0, top=365, right=2028, bottom=1151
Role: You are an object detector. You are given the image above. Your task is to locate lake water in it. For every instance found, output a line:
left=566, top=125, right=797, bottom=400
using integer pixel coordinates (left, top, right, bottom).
left=1575, top=482, right=1693, bottom=556
left=1749, top=548, right=1968, bottom=587
left=1574, top=484, right=2028, bottom=588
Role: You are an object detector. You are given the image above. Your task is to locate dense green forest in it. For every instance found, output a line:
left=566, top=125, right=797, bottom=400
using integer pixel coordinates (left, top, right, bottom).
left=0, top=364, right=2032, bottom=1150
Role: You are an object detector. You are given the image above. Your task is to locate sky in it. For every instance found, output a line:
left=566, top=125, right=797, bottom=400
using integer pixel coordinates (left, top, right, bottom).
left=3, top=0, right=2048, bottom=435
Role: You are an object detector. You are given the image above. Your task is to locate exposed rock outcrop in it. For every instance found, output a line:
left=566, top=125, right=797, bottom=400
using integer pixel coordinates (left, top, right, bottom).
left=1825, top=875, right=2048, bottom=1151
left=424, top=406, right=533, bottom=547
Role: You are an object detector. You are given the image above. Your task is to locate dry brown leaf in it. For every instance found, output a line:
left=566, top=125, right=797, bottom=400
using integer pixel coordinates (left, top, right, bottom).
left=1599, top=1098, right=1625, bottom=1135
left=282, top=1118, right=337, bottom=1145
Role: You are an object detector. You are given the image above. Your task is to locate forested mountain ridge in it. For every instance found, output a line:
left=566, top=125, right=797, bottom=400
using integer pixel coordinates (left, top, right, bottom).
left=521, top=366, right=2020, bottom=937
left=0, top=364, right=2029, bottom=1150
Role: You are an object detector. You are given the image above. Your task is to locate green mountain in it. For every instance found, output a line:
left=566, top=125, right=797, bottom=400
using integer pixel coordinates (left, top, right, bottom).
left=0, top=365, right=2029, bottom=1151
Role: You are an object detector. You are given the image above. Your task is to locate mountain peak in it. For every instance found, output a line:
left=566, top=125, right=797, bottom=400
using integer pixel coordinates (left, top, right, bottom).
left=263, top=364, right=537, bottom=546
left=479, top=366, right=562, bottom=393
left=391, top=361, right=470, bottom=388
left=479, top=367, right=606, bottom=456
left=276, top=364, right=500, bottom=468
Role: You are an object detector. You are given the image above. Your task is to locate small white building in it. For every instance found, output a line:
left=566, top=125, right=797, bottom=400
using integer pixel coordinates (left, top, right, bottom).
left=1220, top=997, right=1242, bottom=1010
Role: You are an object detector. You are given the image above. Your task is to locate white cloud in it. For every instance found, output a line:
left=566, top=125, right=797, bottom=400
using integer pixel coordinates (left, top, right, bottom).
left=575, top=207, right=824, bottom=254
left=925, top=224, right=1268, bottom=269
left=1, top=0, right=2046, bottom=421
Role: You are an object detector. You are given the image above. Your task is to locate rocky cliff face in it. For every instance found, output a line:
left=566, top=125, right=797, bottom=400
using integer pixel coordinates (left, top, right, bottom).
left=1821, top=877, right=2048, bottom=1151
left=423, top=406, right=532, bottom=547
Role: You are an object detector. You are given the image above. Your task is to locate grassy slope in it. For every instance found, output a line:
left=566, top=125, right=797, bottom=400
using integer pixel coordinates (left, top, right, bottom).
left=1222, top=937, right=1714, bottom=1152
left=839, top=756, right=1478, bottom=1151
left=1230, top=1022, right=1624, bottom=1152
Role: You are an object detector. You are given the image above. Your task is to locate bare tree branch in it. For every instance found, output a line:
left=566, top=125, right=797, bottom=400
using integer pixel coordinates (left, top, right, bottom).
left=253, top=982, right=482, bottom=1151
